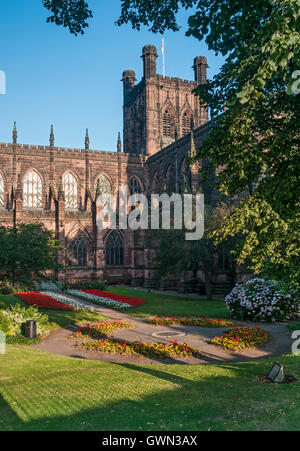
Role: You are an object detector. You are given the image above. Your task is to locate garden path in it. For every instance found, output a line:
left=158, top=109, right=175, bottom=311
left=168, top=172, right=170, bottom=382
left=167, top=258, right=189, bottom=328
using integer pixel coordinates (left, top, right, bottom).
left=31, top=292, right=294, bottom=365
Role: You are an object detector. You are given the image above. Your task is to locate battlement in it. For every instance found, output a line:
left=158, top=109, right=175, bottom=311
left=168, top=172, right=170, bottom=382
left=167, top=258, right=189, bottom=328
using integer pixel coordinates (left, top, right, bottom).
left=0, top=141, right=144, bottom=163
left=156, top=74, right=197, bottom=88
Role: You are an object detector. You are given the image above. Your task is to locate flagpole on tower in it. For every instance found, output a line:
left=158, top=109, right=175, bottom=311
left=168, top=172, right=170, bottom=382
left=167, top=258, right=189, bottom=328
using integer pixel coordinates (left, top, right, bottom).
left=162, top=38, right=165, bottom=78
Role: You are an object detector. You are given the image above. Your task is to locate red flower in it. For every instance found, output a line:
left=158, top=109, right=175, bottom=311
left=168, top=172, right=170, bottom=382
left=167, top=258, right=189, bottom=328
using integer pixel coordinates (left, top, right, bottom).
left=81, top=289, right=146, bottom=307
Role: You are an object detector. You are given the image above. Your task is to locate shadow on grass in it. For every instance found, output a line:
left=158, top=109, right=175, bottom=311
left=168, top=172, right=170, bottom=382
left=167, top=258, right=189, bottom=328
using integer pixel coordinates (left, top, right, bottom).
left=1, top=355, right=298, bottom=431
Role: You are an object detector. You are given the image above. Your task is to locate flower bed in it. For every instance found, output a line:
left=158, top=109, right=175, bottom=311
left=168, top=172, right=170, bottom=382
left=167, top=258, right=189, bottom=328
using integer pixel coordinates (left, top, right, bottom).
left=71, top=319, right=201, bottom=358
left=225, top=278, right=298, bottom=322
left=74, top=320, right=134, bottom=339
left=15, top=292, right=76, bottom=311
left=77, top=337, right=202, bottom=358
left=40, top=291, right=92, bottom=312
left=150, top=316, right=234, bottom=328
left=67, top=289, right=146, bottom=310
left=15, top=291, right=92, bottom=312
left=211, top=326, right=268, bottom=351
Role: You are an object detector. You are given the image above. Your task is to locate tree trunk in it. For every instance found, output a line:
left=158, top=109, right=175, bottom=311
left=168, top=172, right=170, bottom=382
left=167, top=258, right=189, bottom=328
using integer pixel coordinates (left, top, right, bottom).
left=204, top=269, right=213, bottom=300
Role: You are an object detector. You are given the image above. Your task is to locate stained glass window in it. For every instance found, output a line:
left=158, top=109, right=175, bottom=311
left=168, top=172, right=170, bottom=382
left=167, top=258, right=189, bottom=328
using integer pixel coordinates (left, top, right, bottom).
left=23, top=170, right=42, bottom=208
left=105, top=232, right=124, bottom=266
left=67, top=235, right=88, bottom=267
left=0, top=173, right=4, bottom=207
left=63, top=173, right=78, bottom=209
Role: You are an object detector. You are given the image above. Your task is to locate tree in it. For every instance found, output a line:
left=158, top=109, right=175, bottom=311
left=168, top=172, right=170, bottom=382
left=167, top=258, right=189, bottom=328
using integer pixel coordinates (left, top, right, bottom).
left=117, top=0, right=300, bottom=286
left=42, top=1, right=300, bottom=286
left=42, top=0, right=92, bottom=36
left=0, top=223, right=62, bottom=288
left=146, top=203, right=236, bottom=299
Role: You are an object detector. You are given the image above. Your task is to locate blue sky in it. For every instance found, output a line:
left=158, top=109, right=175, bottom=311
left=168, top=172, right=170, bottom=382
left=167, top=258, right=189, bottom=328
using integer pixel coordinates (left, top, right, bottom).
left=0, top=1, right=224, bottom=150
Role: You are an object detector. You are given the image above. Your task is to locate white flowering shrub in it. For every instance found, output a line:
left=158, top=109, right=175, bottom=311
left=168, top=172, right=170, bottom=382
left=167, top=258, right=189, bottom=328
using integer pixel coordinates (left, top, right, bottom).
left=225, top=278, right=298, bottom=322
left=0, top=304, right=48, bottom=336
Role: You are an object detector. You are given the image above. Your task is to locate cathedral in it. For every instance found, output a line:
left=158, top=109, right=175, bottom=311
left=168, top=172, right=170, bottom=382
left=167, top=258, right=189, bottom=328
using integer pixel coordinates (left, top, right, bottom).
left=0, top=45, right=236, bottom=293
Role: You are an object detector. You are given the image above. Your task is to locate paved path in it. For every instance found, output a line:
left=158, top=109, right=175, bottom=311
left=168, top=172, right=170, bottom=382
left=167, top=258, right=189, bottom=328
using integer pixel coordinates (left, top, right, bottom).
left=31, top=293, right=295, bottom=365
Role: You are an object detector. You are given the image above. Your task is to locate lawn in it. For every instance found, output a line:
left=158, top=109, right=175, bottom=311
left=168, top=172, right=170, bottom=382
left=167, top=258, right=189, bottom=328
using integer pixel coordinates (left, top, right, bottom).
left=0, top=347, right=299, bottom=431
left=288, top=322, right=300, bottom=331
left=0, top=294, right=108, bottom=332
left=106, top=286, right=229, bottom=319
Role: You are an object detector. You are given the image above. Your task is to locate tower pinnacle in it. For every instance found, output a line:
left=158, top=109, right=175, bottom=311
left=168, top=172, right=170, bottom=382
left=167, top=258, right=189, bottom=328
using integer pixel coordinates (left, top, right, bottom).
left=117, top=132, right=122, bottom=152
left=85, top=129, right=90, bottom=150
left=50, top=125, right=54, bottom=147
left=13, top=122, right=17, bottom=144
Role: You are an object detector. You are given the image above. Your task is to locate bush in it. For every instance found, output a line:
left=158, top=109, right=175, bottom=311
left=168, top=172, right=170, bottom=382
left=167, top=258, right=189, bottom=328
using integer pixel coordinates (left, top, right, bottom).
left=0, top=285, right=14, bottom=295
left=0, top=310, right=15, bottom=335
left=225, top=278, right=298, bottom=322
left=64, top=280, right=107, bottom=291
left=0, top=303, right=49, bottom=338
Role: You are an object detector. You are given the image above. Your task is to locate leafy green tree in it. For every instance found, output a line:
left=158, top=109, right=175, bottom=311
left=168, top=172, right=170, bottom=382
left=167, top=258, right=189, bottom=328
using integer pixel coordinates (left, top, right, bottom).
left=117, top=0, right=300, bottom=286
left=41, top=1, right=300, bottom=285
left=147, top=203, right=236, bottom=299
left=42, top=0, right=92, bottom=36
left=0, top=223, right=62, bottom=288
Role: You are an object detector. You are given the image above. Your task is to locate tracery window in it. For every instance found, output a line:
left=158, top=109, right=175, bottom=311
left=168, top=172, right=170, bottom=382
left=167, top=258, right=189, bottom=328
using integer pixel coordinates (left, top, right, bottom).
left=96, top=175, right=111, bottom=195
left=182, top=112, right=192, bottom=136
left=62, top=173, right=78, bottom=209
left=0, top=173, right=4, bottom=207
left=162, top=109, right=175, bottom=138
left=67, top=234, right=88, bottom=267
left=105, top=232, right=124, bottom=266
left=23, top=170, right=42, bottom=208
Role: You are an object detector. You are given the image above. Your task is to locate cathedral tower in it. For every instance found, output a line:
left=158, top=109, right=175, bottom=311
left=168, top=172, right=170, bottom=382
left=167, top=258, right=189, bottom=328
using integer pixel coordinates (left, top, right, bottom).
left=123, top=45, right=209, bottom=156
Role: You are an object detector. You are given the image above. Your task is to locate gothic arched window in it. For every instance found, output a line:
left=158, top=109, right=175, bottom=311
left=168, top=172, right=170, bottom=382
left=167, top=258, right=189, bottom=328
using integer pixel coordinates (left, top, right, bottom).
left=23, top=170, right=42, bottom=208
left=67, top=234, right=88, bottom=267
left=105, top=232, right=124, bottom=266
left=63, top=173, right=78, bottom=209
left=129, top=177, right=142, bottom=195
left=0, top=173, right=5, bottom=207
left=162, top=109, right=175, bottom=138
left=96, top=175, right=111, bottom=196
left=182, top=112, right=192, bottom=136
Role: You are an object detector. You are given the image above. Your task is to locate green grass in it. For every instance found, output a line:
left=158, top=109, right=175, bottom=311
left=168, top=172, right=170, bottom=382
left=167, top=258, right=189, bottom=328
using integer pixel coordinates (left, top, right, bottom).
left=106, top=286, right=229, bottom=319
left=288, top=322, right=300, bottom=331
left=0, top=294, right=108, bottom=332
left=0, top=346, right=299, bottom=431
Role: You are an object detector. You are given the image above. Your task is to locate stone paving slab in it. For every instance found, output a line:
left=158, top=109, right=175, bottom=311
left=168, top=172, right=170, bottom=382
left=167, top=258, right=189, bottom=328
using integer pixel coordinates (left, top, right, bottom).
left=31, top=293, right=295, bottom=365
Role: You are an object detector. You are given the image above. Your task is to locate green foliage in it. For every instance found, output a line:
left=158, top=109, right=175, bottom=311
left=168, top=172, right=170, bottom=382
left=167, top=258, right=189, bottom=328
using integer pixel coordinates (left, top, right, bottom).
left=116, top=0, right=300, bottom=286
left=39, top=1, right=299, bottom=284
left=64, top=280, right=107, bottom=291
left=225, top=278, right=298, bottom=322
left=0, top=302, right=49, bottom=339
left=146, top=203, right=237, bottom=299
left=42, top=0, right=93, bottom=35
left=0, top=223, right=62, bottom=289
left=0, top=310, right=13, bottom=335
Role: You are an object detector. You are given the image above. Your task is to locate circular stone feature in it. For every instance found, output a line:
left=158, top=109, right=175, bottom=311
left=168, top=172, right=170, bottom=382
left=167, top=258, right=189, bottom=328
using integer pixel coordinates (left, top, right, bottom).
left=152, top=331, right=186, bottom=339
